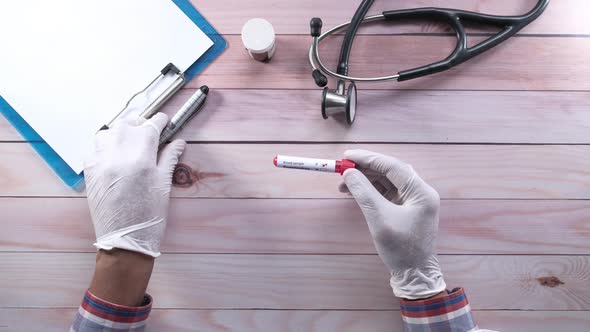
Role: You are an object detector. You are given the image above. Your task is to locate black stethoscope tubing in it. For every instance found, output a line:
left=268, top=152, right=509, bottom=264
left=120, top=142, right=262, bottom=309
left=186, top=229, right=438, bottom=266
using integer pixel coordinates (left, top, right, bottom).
left=310, top=0, right=550, bottom=85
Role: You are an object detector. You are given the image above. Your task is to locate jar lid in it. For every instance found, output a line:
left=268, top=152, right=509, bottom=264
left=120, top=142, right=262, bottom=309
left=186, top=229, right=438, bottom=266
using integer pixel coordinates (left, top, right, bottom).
left=241, top=18, right=275, bottom=53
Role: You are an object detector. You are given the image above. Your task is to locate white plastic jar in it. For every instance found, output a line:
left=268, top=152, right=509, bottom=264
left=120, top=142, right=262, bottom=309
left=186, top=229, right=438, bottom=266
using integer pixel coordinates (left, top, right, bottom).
left=241, top=18, right=276, bottom=62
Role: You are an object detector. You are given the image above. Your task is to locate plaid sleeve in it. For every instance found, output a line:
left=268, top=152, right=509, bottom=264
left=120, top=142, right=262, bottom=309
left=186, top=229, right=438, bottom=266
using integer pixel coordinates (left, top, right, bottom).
left=70, top=290, right=152, bottom=332
left=400, top=288, right=478, bottom=332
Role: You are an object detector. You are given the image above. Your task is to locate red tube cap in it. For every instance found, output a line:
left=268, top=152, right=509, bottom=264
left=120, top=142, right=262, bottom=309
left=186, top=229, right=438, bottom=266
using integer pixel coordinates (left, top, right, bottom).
left=336, top=159, right=356, bottom=175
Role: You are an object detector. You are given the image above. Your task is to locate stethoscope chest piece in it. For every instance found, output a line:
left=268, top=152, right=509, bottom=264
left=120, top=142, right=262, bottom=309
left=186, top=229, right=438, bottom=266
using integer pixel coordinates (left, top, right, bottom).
left=321, top=80, right=357, bottom=125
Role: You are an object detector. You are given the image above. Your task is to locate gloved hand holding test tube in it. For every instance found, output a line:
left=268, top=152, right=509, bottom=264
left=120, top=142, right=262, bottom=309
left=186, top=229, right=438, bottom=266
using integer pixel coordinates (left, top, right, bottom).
left=276, top=151, right=447, bottom=301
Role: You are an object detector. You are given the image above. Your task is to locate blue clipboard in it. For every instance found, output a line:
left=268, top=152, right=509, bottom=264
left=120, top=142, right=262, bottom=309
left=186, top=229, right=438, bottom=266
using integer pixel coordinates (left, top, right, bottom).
left=0, top=0, right=226, bottom=190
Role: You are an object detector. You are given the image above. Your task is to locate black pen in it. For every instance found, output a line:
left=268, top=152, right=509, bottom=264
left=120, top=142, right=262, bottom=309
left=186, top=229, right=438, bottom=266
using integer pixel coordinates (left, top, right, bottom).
left=159, top=85, right=209, bottom=145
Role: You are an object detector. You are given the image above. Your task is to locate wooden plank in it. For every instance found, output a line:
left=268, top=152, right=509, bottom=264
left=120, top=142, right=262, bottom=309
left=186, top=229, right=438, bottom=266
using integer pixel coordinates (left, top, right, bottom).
left=2, top=198, right=589, bottom=255
left=193, top=0, right=590, bottom=36
left=0, top=117, right=19, bottom=141
left=1, top=309, right=589, bottom=332
left=4, top=90, right=590, bottom=144
left=143, top=90, right=590, bottom=144
left=2, top=143, right=589, bottom=199
left=472, top=311, right=590, bottom=332
left=1, top=253, right=588, bottom=310
left=189, top=36, right=590, bottom=90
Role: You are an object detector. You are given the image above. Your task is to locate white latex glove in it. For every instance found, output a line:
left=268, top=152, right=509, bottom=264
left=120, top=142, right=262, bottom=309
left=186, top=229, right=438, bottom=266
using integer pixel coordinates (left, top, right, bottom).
left=84, top=113, right=186, bottom=258
left=341, top=150, right=446, bottom=300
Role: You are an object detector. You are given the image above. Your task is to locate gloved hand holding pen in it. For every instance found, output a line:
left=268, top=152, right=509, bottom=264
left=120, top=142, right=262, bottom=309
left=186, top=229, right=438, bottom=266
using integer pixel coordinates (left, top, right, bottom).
left=340, top=149, right=446, bottom=300
left=71, top=85, right=211, bottom=331
left=76, top=112, right=186, bottom=314
left=85, top=113, right=186, bottom=258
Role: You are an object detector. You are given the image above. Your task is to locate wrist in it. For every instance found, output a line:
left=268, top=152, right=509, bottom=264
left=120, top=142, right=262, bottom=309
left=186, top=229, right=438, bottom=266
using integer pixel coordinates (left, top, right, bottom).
left=391, top=273, right=447, bottom=300
left=390, top=256, right=446, bottom=300
left=89, top=249, right=154, bottom=306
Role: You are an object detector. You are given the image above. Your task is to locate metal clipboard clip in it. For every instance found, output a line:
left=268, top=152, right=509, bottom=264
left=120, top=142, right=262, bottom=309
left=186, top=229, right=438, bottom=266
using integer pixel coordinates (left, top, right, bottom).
left=104, top=63, right=186, bottom=129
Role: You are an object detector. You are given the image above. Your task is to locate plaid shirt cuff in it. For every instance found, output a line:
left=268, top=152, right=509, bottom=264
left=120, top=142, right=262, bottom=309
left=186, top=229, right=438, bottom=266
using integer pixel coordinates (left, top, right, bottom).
left=70, top=290, right=152, bottom=332
left=400, top=288, right=477, bottom=332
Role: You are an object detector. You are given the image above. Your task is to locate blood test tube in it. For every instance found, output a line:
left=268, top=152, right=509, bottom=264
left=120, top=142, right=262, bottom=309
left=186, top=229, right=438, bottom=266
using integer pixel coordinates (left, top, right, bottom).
left=273, top=155, right=356, bottom=175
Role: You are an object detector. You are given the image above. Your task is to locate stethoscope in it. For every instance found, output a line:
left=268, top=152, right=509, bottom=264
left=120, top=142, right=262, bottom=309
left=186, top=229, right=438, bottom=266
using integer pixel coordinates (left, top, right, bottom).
left=309, top=0, right=550, bottom=125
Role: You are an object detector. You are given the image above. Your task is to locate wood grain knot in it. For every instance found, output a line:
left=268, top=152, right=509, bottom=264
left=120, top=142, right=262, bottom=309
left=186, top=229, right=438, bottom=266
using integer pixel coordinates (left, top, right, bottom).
left=172, top=163, right=226, bottom=188
left=173, top=163, right=195, bottom=188
left=536, top=276, right=564, bottom=288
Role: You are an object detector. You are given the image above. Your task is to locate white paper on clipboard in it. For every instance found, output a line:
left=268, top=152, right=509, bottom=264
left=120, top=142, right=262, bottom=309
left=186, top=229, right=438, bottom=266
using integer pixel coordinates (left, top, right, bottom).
left=0, top=0, right=213, bottom=173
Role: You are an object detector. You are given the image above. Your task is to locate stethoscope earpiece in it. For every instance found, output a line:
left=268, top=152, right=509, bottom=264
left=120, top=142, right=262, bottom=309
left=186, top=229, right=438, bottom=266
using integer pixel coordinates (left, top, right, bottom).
left=312, top=69, right=328, bottom=87
left=310, top=18, right=322, bottom=37
left=321, top=81, right=357, bottom=125
left=310, top=19, right=328, bottom=88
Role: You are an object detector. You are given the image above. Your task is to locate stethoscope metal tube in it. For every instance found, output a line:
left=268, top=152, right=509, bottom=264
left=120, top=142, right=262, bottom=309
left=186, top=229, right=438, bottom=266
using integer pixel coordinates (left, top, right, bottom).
left=310, top=0, right=549, bottom=126
left=309, top=15, right=400, bottom=84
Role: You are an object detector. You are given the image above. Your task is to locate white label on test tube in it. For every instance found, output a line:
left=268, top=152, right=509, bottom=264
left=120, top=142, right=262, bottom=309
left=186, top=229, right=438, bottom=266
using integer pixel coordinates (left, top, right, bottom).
left=275, top=155, right=336, bottom=173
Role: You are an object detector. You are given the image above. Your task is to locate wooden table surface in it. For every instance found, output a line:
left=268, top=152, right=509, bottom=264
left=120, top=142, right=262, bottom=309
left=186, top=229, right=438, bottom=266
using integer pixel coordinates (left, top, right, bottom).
left=2, top=1, right=590, bottom=331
